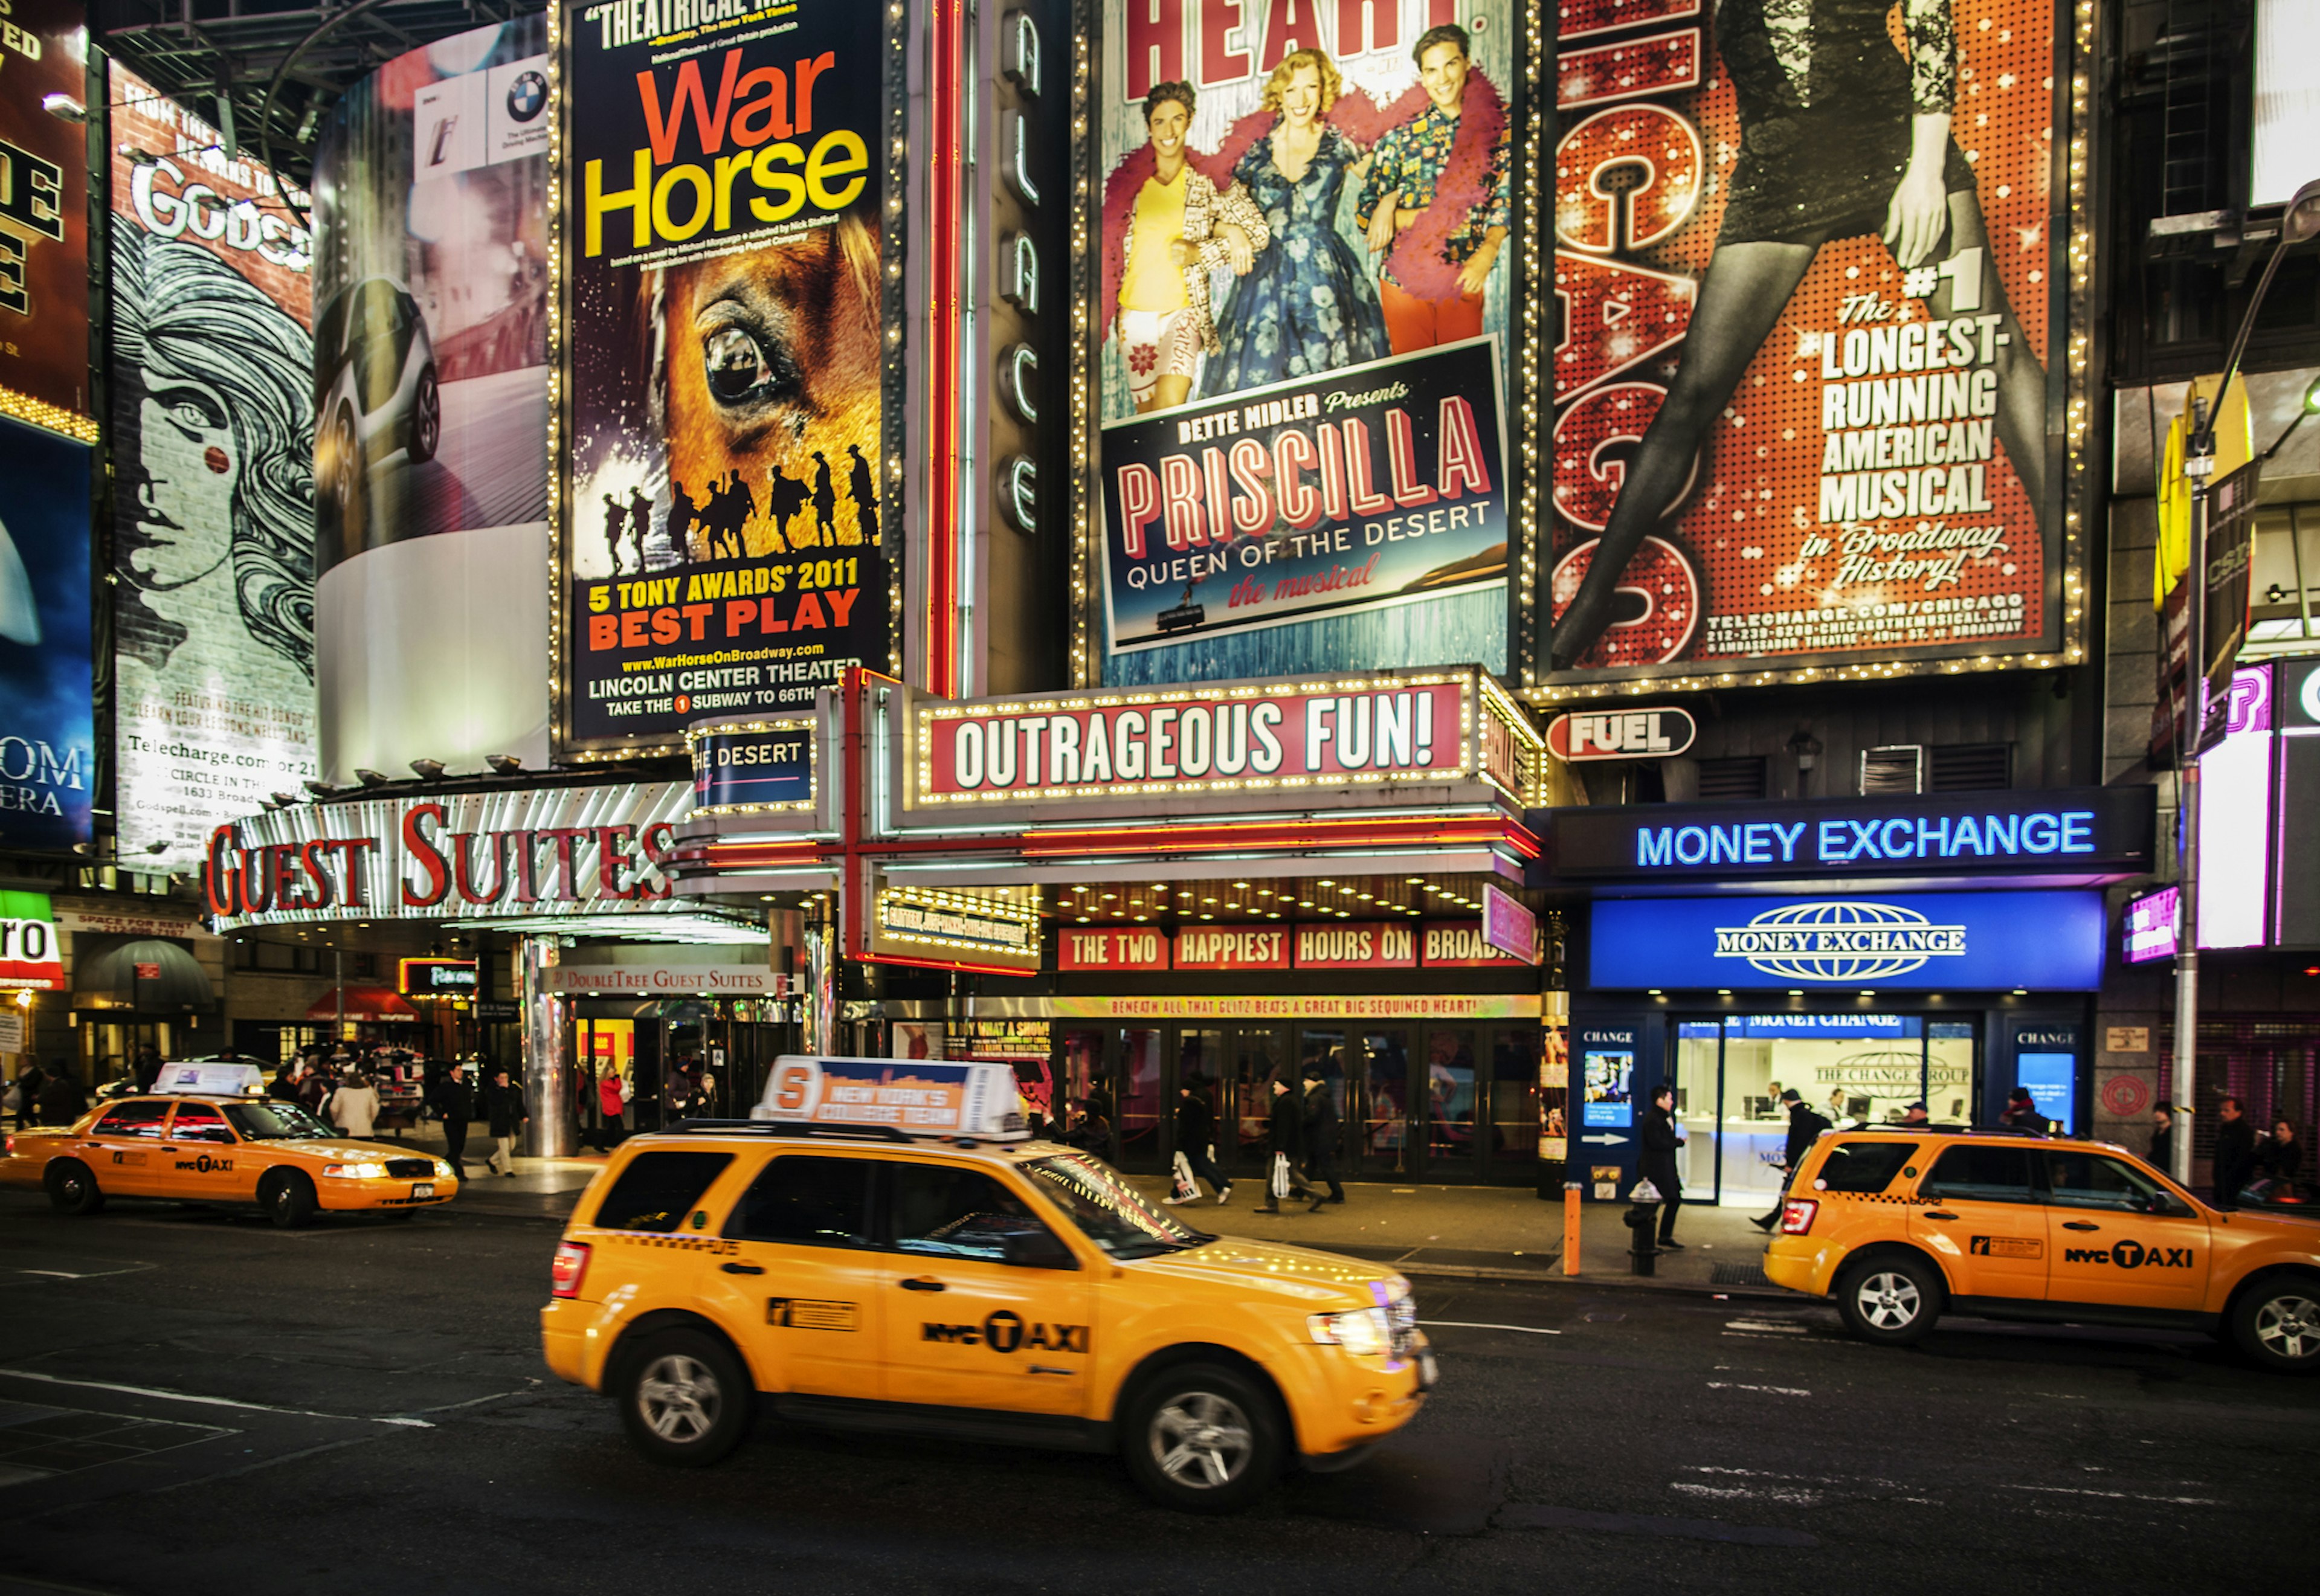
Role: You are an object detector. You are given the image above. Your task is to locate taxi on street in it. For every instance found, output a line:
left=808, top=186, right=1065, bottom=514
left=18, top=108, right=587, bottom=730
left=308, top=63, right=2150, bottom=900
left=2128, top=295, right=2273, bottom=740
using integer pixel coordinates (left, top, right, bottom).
left=540, top=1055, right=1436, bottom=1512
left=0, top=1061, right=460, bottom=1226
left=1764, top=1125, right=2320, bottom=1371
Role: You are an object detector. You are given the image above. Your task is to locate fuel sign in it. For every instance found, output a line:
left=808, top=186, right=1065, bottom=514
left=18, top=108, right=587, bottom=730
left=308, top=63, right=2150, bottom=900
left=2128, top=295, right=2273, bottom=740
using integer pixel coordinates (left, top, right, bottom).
left=1544, top=707, right=1698, bottom=762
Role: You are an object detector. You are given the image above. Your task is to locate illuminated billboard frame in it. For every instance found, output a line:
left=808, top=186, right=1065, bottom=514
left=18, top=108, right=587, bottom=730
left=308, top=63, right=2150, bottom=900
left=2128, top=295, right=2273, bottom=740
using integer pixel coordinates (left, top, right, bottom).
left=1518, top=0, right=2097, bottom=706
left=1061, top=2, right=1552, bottom=689
left=545, top=0, right=912, bottom=763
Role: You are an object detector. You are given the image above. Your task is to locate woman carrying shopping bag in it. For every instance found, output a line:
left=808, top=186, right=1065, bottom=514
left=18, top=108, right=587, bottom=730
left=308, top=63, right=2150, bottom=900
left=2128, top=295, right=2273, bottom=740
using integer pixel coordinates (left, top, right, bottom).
left=1255, top=1076, right=1303, bottom=1214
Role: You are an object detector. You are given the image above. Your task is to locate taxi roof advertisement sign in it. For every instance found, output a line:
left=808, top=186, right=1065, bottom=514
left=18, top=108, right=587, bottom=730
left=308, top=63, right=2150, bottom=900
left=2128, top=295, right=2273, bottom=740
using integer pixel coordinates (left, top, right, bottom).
left=751, top=1055, right=1026, bottom=1138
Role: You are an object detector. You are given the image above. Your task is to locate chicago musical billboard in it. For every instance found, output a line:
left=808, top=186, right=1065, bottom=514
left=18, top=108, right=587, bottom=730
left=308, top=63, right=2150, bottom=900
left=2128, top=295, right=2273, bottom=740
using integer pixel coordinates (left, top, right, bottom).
left=1547, top=0, right=2061, bottom=686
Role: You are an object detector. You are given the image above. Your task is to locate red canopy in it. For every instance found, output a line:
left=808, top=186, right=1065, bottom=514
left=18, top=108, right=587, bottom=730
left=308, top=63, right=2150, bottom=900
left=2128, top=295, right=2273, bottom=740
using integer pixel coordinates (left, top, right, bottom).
left=305, top=985, right=422, bottom=1023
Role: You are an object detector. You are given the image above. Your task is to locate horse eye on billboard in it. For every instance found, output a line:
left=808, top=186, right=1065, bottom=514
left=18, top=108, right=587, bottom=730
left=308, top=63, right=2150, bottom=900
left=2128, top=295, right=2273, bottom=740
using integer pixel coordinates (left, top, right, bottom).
left=1547, top=0, right=2062, bottom=685
left=559, top=0, right=896, bottom=756
left=1095, top=0, right=1516, bottom=686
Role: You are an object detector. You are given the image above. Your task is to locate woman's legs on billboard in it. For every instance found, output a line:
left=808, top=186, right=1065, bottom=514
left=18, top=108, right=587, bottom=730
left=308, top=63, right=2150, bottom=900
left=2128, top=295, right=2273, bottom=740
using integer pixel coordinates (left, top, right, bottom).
left=1549, top=239, right=1817, bottom=669
left=1923, top=188, right=2048, bottom=514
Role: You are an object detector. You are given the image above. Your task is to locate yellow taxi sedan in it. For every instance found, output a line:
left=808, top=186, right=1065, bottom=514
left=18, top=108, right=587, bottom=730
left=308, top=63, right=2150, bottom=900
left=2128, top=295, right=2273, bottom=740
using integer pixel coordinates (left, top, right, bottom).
left=1, top=1067, right=459, bottom=1227
left=541, top=1055, right=1435, bottom=1513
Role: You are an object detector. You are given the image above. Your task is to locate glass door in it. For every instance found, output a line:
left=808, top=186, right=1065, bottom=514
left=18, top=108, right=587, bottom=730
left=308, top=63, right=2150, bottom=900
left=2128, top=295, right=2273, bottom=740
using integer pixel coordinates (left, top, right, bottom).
left=1229, top=1026, right=1288, bottom=1176
left=1350, top=1029, right=1413, bottom=1177
left=1674, top=1022, right=1722, bottom=1200
left=1485, top=1028, right=1542, bottom=1183
left=1116, top=1028, right=1163, bottom=1172
left=1714, top=1023, right=1789, bottom=1211
left=1421, top=1028, right=1479, bottom=1177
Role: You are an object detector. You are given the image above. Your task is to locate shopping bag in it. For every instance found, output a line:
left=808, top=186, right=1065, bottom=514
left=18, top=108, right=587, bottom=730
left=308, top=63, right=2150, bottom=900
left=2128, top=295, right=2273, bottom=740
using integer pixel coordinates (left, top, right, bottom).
left=1170, top=1149, right=1199, bottom=1202
left=1270, top=1151, right=1291, bottom=1200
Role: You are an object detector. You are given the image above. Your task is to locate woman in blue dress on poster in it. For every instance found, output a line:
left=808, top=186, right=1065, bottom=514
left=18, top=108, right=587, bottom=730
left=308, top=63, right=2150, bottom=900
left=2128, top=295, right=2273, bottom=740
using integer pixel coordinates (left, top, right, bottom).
left=1202, top=49, right=1388, bottom=399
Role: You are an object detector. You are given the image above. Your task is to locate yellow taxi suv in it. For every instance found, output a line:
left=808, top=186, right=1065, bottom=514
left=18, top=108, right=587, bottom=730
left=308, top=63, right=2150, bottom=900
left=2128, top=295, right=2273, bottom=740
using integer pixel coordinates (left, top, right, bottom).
left=1764, top=1125, right=2320, bottom=1372
left=540, top=1055, right=1436, bottom=1513
left=0, top=1061, right=459, bottom=1227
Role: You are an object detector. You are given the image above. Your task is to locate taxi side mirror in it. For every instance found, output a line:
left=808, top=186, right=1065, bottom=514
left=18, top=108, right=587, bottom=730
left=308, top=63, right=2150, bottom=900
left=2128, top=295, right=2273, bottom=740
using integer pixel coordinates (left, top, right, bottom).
left=1003, top=1229, right=1078, bottom=1270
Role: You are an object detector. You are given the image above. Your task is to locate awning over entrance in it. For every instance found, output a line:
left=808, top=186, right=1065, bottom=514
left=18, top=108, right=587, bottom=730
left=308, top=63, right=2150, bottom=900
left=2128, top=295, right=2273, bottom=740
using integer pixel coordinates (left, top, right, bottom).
left=306, top=986, right=422, bottom=1023
left=73, top=938, right=215, bottom=1014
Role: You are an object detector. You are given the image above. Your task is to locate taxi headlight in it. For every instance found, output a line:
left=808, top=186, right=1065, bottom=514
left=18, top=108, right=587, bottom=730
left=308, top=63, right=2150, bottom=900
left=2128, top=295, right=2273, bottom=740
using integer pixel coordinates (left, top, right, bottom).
left=322, top=1162, right=388, bottom=1179
left=1309, top=1307, right=1393, bottom=1357
left=433, top=1160, right=454, bottom=1179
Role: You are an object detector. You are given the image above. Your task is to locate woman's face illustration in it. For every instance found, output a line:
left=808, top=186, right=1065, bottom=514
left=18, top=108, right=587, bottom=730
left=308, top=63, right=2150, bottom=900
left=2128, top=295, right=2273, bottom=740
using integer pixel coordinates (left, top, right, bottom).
left=132, top=378, right=237, bottom=589
left=1280, top=65, right=1323, bottom=128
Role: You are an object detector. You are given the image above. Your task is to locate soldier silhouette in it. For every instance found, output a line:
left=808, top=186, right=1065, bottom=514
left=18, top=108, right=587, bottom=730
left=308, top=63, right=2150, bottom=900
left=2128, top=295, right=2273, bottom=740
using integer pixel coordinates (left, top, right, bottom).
left=602, top=492, right=627, bottom=575
left=846, top=443, right=878, bottom=547
left=627, top=485, right=653, bottom=570
left=811, top=451, right=837, bottom=547
left=666, top=480, right=697, bottom=564
left=768, top=462, right=808, bottom=549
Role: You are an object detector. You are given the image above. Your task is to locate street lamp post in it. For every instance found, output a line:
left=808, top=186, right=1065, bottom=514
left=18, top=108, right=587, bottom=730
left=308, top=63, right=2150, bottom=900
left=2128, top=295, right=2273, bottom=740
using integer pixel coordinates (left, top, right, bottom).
left=2171, top=178, right=2320, bottom=1190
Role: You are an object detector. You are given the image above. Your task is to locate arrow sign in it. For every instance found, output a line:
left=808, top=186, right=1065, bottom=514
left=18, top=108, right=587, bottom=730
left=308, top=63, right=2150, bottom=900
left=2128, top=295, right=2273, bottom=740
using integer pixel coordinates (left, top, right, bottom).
left=1581, top=1133, right=1629, bottom=1145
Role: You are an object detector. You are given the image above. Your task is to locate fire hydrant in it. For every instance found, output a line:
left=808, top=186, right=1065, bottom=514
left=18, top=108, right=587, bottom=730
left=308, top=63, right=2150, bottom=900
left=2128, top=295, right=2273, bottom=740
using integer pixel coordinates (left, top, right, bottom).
left=1624, top=1178, right=1663, bottom=1276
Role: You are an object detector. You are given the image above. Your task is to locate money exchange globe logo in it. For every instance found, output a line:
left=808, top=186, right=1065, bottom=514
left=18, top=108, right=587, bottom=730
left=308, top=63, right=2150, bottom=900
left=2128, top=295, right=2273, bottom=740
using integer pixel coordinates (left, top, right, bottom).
left=1712, top=900, right=1968, bottom=982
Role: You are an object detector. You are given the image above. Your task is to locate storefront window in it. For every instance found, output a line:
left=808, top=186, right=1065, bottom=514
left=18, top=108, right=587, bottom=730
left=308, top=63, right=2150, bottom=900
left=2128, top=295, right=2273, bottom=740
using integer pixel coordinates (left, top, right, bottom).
left=1231, top=1027, right=1286, bottom=1166
left=1928, top=1022, right=1976, bottom=1123
left=1356, top=1030, right=1409, bottom=1175
left=1489, top=1031, right=1542, bottom=1165
left=1056, top=1028, right=1105, bottom=1145
left=1118, top=1028, right=1161, bottom=1169
left=1675, top=1022, right=1720, bottom=1196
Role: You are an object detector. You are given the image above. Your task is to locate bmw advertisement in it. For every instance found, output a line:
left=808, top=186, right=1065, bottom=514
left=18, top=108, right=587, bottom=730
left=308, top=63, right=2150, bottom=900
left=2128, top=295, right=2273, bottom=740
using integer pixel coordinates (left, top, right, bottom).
left=310, top=16, right=553, bottom=783
left=1587, top=892, right=2107, bottom=991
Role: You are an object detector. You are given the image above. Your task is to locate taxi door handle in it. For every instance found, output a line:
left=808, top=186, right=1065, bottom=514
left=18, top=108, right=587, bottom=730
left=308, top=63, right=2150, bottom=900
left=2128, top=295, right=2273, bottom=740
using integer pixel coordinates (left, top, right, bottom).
left=2062, top=1221, right=2101, bottom=1232
left=1922, top=1211, right=1957, bottom=1221
left=721, top=1261, right=765, bottom=1275
left=898, top=1276, right=946, bottom=1292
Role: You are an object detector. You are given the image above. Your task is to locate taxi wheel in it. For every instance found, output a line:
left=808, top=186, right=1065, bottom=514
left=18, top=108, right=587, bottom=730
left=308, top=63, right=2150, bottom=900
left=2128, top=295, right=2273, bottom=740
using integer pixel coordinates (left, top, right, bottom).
left=44, top=1160, right=104, bottom=1216
left=2231, top=1278, right=2320, bottom=1375
left=617, top=1329, right=750, bottom=1466
left=262, top=1170, right=317, bottom=1230
left=1835, top=1256, right=1941, bottom=1345
left=1122, top=1362, right=1283, bottom=1514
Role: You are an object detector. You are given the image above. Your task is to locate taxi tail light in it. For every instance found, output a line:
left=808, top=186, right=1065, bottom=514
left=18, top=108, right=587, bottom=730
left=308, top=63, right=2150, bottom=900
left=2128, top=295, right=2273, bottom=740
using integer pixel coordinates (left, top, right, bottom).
left=550, top=1241, right=592, bottom=1300
left=1779, top=1199, right=1819, bottom=1235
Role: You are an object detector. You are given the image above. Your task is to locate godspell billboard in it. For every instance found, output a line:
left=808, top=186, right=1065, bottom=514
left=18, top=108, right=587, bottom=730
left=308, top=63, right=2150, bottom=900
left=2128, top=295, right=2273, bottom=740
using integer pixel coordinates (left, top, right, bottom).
left=557, top=0, right=895, bottom=757
left=109, top=64, right=318, bottom=870
left=1094, top=0, right=1517, bottom=686
left=1545, top=0, right=2064, bottom=689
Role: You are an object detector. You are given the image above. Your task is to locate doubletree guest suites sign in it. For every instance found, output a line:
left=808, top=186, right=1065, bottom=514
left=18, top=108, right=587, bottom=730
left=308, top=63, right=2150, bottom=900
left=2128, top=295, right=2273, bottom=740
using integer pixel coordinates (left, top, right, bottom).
left=203, top=782, right=694, bottom=927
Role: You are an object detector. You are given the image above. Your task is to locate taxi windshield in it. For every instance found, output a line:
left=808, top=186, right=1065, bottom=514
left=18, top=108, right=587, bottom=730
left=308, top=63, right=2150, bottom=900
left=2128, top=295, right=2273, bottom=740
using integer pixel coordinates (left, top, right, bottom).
left=225, top=1101, right=335, bottom=1141
left=1024, top=1153, right=1211, bottom=1260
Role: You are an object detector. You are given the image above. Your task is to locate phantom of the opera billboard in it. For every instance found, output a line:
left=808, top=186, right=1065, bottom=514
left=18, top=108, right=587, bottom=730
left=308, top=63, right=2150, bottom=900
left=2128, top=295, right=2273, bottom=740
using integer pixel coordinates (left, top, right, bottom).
left=558, top=0, right=894, bottom=757
left=1096, top=0, right=1515, bottom=686
left=1547, top=0, right=2062, bottom=686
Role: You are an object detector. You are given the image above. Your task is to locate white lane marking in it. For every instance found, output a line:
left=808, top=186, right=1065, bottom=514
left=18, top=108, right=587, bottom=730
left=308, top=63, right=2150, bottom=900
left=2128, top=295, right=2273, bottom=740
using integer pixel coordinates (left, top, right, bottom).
left=1417, top=1320, right=1564, bottom=1336
left=406, top=1389, right=533, bottom=1415
left=18, top=1264, right=153, bottom=1280
left=1686, top=1464, right=1939, bottom=1504
left=0, top=1369, right=433, bottom=1428
left=1706, top=1381, right=1811, bottom=1397
left=1671, top=1481, right=1823, bottom=1506
left=1723, top=1319, right=1808, bottom=1334
left=2003, top=1484, right=2220, bottom=1507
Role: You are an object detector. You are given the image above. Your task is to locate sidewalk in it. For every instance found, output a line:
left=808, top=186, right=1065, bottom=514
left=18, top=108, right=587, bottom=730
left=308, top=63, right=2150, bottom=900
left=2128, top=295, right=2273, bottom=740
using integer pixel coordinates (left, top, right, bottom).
left=387, top=1117, right=1784, bottom=1293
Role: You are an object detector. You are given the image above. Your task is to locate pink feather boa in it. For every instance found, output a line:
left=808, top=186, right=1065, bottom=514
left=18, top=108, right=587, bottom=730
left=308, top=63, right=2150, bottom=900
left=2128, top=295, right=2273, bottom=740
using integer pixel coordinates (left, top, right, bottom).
left=1099, top=70, right=1504, bottom=340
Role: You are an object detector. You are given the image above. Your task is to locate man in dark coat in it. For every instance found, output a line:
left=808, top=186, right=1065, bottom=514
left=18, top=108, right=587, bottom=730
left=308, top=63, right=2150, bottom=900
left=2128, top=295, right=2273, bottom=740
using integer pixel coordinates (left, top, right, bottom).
left=133, top=1047, right=163, bottom=1094
left=2213, top=1095, right=2258, bottom=1210
left=1638, top=1084, right=1686, bottom=1250
left=14, top=1061, right=44, bottom=1128
left=1255, top=1078, right=1302, bottom=1214
left=435, top=1060, right=477, bottom=1171
left=1999, top=1086, right=2050, bottom=1134
left=1165, top=1083, right=1231, bottom=1206
left=485, top=1066, right=526, bottom=1178
left=1753, top=1089, right=1831, bottom=1231
left=36, top=1062, right=86, bottom=1128
left=1301, top=1063, right=1344, bottom=1212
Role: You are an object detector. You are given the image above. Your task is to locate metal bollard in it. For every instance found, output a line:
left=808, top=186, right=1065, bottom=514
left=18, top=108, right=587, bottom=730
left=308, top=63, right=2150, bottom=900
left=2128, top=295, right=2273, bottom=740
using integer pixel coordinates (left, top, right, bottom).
left=1563, top=1181, right=1582, bottom=1276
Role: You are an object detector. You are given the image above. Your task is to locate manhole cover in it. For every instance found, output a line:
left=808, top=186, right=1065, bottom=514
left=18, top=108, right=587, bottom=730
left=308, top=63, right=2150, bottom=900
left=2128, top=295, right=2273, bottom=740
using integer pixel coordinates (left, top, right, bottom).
left=1712, top=1262, right=1771, bottom=1287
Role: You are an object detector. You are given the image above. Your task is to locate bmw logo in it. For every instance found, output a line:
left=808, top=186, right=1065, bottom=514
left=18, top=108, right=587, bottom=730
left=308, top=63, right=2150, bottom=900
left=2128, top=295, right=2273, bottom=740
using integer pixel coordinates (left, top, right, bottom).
left=506, top=70, right=547, bottom=122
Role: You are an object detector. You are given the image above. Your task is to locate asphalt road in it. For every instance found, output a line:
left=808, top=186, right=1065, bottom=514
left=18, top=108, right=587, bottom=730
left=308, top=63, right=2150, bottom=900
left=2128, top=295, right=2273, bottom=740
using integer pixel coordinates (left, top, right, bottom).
left=0, top=1190, right=2310, bottom=1596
